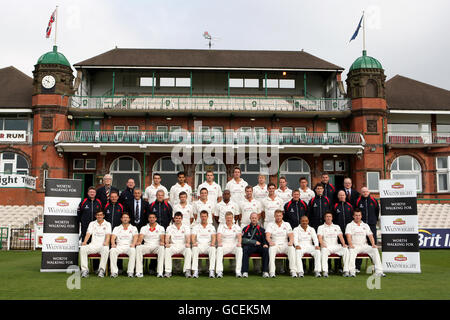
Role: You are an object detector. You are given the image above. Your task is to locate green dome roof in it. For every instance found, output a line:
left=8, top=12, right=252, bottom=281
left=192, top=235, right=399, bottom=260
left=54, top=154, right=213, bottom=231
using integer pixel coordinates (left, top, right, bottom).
left=349, top=50, right=382, bottom=71
left=37, top=46, right=71, bottom=67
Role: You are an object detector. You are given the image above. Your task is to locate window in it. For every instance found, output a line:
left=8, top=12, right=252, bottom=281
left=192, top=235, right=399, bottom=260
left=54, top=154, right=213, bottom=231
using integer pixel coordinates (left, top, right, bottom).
left=437, top=157, right=449, bottom=192
left=367, top=172, right=380, bottom=192
left=295, top=127, right=306, bottom=134
left=43, top=169, right=48, bottom=190
left=195, top=157, right=227, bottom=191
left=160, top=77, right=175, bottom=87
left=110, top=156, right=141, bottom=189
left=279, top=79, right=295, bottom=89
left=1, top=118, right=29, bottom=131
left=335, top=160, right=346, bottom=172
left=85, top=159, right=96, bottom=170
left=153, top=156, right=184, bottom=188
left=229, top=78, right=244, bottom=88
left=127, top=126, right=139, bottom=131
left=323, top=160, right=334, bottom=171
left=175, top=78, right=191, bottom=87
left=390, top=156, right=422, bottom=192
left=326, top=122, right=340, bottom=132
left=244, top=79, right=259, bottom=88
left=114, top=126, right=125, bottom=131
left=0, top=152, right=29, bottom=175
left=263, top=79, right=279, bottom=88
left=73, top=159, right=84, bottom=170
left=140, top=77, right=154, bottom=87
left=239, top=157, right=269, bottom=186
left=77, top=120, right=100, bottom=131
left=279, top=158, right=311, bottom=188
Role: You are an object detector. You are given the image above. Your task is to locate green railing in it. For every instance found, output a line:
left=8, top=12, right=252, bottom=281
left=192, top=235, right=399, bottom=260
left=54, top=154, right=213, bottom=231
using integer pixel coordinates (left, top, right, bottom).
left=55, top=130, right=365, bottom=146
left=386, top=132, right=450, bottom=145
left=0, top=227, right=8, bottom=250
left=69, top=95, right=352, bottom=113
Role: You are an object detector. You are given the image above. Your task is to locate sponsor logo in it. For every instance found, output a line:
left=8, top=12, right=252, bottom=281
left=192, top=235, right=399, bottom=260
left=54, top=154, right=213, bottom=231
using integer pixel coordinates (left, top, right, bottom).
left=393, top=218, right=406, bottom=225
left=394, top=254, right=407, bottom=262
left=57, top=200, right=70, bottom=207
left=55, top=236, right=68, bottom=243
left=419, top=229, right=450, bottom=248
left=392, top=182, right=404, bottom=189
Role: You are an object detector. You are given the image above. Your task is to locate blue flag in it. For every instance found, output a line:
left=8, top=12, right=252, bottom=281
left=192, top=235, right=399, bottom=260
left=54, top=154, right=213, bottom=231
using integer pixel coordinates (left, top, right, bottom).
left=350, top=14, right=364, bottom=42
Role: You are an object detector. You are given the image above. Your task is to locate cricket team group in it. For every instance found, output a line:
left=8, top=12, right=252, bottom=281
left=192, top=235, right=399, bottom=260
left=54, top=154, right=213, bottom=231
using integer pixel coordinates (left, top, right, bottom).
left=77, top=167, right=385, bottom=279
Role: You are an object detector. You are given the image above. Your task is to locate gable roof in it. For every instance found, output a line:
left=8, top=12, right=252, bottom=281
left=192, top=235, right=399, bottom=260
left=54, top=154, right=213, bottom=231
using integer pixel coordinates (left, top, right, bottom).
left=0, top=66, right=33, bottom=108
left=74, top=48, right=344, bottom=71
left=386, top=75, right=450, bottom=111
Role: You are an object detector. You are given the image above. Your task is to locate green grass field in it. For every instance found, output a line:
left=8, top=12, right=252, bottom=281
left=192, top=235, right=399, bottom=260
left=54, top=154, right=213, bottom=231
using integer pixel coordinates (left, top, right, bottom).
left=1, top=250, right=449, bottom=300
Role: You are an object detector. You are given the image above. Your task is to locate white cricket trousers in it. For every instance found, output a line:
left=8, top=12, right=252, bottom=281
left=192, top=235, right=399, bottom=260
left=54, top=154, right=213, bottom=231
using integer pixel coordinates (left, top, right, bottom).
left=295, top=245, right=321, bottom=273
left=269, top=244, right=296, bottom=274
left=164, top=245, right=192, bottom=273
left=109, top=246, right=136, bottom=274
left=321, top=245, right=349, bottom=273
left=135, top=244, right=165, bottom=275
left=192, top=244, right=216, bottom=271
left=216, top=245, right=242, bottom=274
left=79, top=244, right=109, bottom=272
left=349, top=245, right=383, bottom=274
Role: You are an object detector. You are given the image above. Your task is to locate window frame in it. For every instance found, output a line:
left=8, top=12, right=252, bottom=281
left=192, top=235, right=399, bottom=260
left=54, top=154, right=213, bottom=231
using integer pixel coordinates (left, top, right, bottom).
left=436, top=156, right=450, bottom=193
left=367, top=171, right=380, bottom=192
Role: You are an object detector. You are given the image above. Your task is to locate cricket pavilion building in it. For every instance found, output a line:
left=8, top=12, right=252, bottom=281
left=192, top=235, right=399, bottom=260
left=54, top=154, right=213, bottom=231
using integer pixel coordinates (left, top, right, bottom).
left=0, top=46, right=450, bottom=211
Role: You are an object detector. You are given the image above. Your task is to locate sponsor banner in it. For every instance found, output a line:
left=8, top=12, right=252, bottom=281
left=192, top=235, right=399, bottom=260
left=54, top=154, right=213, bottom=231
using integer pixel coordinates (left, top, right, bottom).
left=419, top=228, right=450, bottom=249
left=380, top=215, right=418, bottom=234
left=380, top=197, right=417, bottom=216
left=382, top=252, right=421, bottom=273
left=43, top=197, right=80, bottom=216
left=382, top=233, right=419, bottom=252
left=0, top=174, right=36, bottom=189
left=43, top=215, right=78, bottom=234
left=41, top=252, right=79, bottom=271
left=41, top=179, right=81, bottom=273
left=379, top=179, right=420, bottom=273
left=0, top=130, right=27, bottom=142
left=41, top=233, right=79, bottom=252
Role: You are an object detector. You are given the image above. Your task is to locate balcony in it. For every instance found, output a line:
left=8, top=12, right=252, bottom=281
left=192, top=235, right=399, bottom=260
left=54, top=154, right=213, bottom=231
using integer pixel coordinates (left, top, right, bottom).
left=386, top=132, right=450, bottom=148
left=54, top=130, right=365, bottom=154
left=69, top=95, right=352, bottom=117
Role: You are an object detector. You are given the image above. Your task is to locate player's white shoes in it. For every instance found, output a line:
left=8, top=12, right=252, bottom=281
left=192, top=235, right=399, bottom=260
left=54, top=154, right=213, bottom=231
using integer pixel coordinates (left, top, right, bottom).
left=135, top=273, right=143, bottom=278
left=314, top=271, right=321, bottom=278
left=209, top=271, right=215, bottom=278
left=164, top=272, right=172, bottom=278
left=262, top=272, right=270, bottom=278
left=343, top=271, right=349, bottom=277
left=322, top=272, right=329, bottom=278
left=127, top=272, right=134, bottom=278
left=185, top=270, right=192, bottom=278
left=350, top=272, right=356, bottom=277
left=192, top=271, right=199, bottom=278
left=269, top=272, right=276, bottom=278
left=157, top=273, right=164, bottom=278
left=110, top=273, right=118, bottom=278
left=291, top=272, right=297, bottom=278
left=236, top=272, right=242, bottom=278
left=242, top=272, right=248, bottom=278
left=216, top=272, right=223, bottom=278
left=98, top=269, right=105, bottom=278
left=297, top=272, right=304, bottom=278
left=81, top=270, right=89, bottom=278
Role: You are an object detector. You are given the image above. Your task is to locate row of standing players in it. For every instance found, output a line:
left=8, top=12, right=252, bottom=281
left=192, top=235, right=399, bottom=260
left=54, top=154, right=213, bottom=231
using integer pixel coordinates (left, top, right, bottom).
left=77, top=168, right=382, bottom=277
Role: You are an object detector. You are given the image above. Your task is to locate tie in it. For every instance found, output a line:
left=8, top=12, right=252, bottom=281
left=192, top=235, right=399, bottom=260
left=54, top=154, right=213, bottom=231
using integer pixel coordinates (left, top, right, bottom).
left=346, top=190, right=350, bottom=199
left=135, top=201, right=140, bottom=224
left=106, top=187, right=110, bottom=201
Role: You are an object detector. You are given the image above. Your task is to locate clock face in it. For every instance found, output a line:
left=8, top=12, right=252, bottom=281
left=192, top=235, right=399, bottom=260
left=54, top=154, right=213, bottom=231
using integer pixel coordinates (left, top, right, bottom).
left=41, top=75, right=56, bottom=89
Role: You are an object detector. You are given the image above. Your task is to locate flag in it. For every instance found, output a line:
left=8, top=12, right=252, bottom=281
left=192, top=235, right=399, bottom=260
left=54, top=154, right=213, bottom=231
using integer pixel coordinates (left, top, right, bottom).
left=45, top=9, right=57, bottom=38
left=349, top=13, right=363, bottom=42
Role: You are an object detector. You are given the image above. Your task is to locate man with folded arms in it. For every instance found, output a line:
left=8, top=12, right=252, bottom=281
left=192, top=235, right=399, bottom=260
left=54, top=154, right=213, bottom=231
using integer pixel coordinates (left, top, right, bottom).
left=80, top=211, right=111, bottom=278
left=109, top=213, right=139, bottom=278
left=135, top=212, right=165, bottom=278
left=266, top=209, right=297, bottom=278
left=346, top=208, right=385, bottom=277
left=293, top=215, right=321, bottom=278
left=191, top=210, right=217, bottom=278
left=216, top=212, right=243, bottom=278
left=317, top=211, right=350, bottom=278
left=164, top=212, right=192, bottom=278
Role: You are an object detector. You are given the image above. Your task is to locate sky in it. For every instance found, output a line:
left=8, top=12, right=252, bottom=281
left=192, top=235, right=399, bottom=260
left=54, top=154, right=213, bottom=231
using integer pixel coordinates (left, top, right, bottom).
left=1, top=0, right=449, bottom=90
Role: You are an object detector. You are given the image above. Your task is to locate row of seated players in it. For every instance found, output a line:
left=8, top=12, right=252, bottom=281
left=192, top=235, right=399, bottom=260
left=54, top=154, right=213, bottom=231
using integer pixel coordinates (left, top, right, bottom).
left=79, top=207, right=385, bottom=278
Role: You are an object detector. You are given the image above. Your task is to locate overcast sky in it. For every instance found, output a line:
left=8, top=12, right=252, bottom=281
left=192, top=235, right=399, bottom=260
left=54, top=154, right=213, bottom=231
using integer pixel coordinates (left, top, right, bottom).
left=1, top=0, right=449, bottom=90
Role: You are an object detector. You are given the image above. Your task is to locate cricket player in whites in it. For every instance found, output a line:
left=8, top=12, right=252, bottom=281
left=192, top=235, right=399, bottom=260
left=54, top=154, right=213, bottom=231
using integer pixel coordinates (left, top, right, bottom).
left=80, top=211, right=111, bottom=278
left=318, top=211, right=350, bottom=277
left=216, top=212, right=243, bottom=278
left=109, top=212, right=139, bottom=278
left=191, top=210, right=217, bottom=278
left=346, top=208, right=385, bottom=277
left=164, top=212, right=192, bottom=278
left=293, top=215, right=321, bottom=278
left=135, top=212, right=165, bottom=278
left=265, top=209, right=297, bottom=278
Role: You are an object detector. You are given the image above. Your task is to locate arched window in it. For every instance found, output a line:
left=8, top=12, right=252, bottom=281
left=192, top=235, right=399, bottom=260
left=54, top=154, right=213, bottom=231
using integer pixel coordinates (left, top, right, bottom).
left=152, top=156, right=184, bottom=188
left=279, top=157, right=311, bottom=188
left=0, top=152, right=29, bottom=175
left=110, top=156, right=141, bottom=189
left=195, top=157, right=227, bottom=191
left=390, top=155, right=422, bottom=192
left=239, top=157, right=269, bottom=186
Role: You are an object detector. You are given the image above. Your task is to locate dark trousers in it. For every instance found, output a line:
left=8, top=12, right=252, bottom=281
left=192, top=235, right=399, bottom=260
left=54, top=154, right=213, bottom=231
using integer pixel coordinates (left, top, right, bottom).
left=242, top=245, right=269, bottom=273
left=356, top=224, right=377, bottom=270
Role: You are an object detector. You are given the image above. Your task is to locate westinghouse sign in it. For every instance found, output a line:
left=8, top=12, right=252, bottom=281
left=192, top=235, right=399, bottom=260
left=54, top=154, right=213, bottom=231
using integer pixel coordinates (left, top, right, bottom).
left=0, top=130, right=27, bottom=143
left=0, top=174, right=36, bottom=189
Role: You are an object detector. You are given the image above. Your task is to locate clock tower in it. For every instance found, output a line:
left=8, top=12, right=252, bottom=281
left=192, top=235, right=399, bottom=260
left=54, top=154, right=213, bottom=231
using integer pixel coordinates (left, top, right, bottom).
left=31, top=45, right=74, bottom=193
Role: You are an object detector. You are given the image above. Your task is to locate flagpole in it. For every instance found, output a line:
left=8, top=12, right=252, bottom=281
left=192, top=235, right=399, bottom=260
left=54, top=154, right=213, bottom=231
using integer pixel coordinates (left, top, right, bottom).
left=362, top=10, right=366, bottom=52
left=54, top=6, right=58, bottom=46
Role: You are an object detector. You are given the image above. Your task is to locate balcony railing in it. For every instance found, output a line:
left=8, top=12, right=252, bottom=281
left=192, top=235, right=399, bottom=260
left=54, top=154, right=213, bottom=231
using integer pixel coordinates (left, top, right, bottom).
left=386, top=132, right=450, bottom=145
left=55, top=130, right=364, bottom=146
left=69, top=95, right=352, bottom=113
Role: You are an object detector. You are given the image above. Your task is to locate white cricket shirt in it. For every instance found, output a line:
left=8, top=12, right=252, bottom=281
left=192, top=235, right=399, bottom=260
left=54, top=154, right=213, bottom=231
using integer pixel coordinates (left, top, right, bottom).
left=345, top=221, right=372, bottom=246
left=225, top=178, right=248, bottom=204
left=87, top=220, right=112, bottom=246
left=266, top=221, right=293, bottom=245
left=140, top=223, right=165, bottom=246
left=166, top=224, right=191, bottom=246
left=192, top=223, right=216, bottom=246
left=293, top=225, right=319, bottom=247
left=217, top=223, right=242, bottom=246
left=113, top=224, right=138, bottom=247
left=215, top=200, right=240, bottom=224
left=317, top=223, right=342, bottom=247
left=144, top=184, right=169, bottom=203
